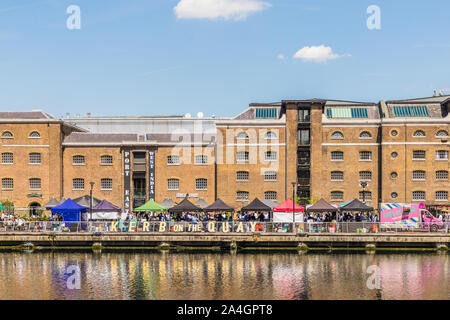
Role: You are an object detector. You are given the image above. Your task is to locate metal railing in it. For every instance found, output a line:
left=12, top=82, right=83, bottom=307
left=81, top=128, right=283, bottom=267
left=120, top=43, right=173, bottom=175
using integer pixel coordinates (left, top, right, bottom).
left=0, top=221, right=448, bottom=234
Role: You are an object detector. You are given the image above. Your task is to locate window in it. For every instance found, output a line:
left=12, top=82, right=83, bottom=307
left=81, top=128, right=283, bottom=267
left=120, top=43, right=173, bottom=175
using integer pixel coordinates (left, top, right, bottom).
left=391, top=192, right=398, bottom=199
left=331, top=151, right=344, bottom=161
left=330, top=191, right=344, bottom=201
left=264, top=171, right=277, bottom=181
left=413, top=150, right=426, bottom=160
left=326, top=108, right=368, bottom=119
left=436, top=170, right=448, bottom=180
left=391, top=130, right=398, bottom=137
left=391, top=172, right=398, bottom=179
left=298, top=129, right=310, bottom=145
left=436, top=191, right=448, bottom=202
left=29, top=178, right=41, bottom=190
left=1, top=131, right=13, bottom=138
left=391, top=152, right=398, bottom=159
left=236, top=191, right=249, bottom=201
left=195, top=155, right=208, bottom=165
left=1, top=178, right=13, bottom=190
left=331, top=131, right=344, bottom=139
left=331, top=171, right=344, bottom=181
left=167, top=155, right=180, bottom=165
left=29, top=153, right=41, bottom=165
left=195, top=178, right=207, bottom=190
left=359, top=171, right=372, bottom=181
left=264, top=151, right=277, bottom=161
left=237, top=151, right=249, bottom=162
left=264, top=191, right=277, bottom=201
left=359, top=151, right=372, bottom=161
left=28, top=131, right=40, bottom=138
left=101, top=155, right=113, bottom=165
left=168, top=178, right=179, bottom=191
left=72, top=178, right=85, bottom=190
left=359, top=191, right=372, bottom=202
left=436, top=130, right=449, bottom=137
left=413, top=130, right=426, bottom=137
left=393, top=106, right=429, bottom=117
left=236, top=132, right=249, bottom=140
left=73, top=155, right=85, bottom=165
left=412, top=170, right=426, bottom=181
left=1, top=153, right=13, bottom=164
left=264, top=131, right=277, bottom=139
left=359, top=131, right=372, bottom=139
left=101, top=178, right=113, bottom=190
left=412, top=191, right=425, bottom=201
left=298, top=109, right=310, bottom=122
left=236, top=171, right=249, bottom=181
left=255, top=108, right=277, bottom=119
left=436, top=150, right=448, bottom=161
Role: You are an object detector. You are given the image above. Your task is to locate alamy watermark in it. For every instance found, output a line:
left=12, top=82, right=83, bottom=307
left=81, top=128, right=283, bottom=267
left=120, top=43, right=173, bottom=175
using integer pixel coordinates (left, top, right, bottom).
left=66, top=5, right=81, bottom=30
left=367, top=5, right=381, bottom=30
left=66, top=265, right=81, bottom=289
left=366, top=265, right=381, bottom=290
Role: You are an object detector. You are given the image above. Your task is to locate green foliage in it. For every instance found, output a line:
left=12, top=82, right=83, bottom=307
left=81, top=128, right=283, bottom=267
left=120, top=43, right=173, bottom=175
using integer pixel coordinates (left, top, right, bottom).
left=0, top=200, right=14, bottom=214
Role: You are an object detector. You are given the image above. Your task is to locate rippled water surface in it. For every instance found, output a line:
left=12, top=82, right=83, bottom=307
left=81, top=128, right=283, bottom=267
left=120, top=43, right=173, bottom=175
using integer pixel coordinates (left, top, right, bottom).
left=0, top=251, right=448, bottom=300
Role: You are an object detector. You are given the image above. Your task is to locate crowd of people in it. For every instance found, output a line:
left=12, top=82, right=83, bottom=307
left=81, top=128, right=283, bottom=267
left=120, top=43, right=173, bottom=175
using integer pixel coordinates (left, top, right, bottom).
left=130, top=211, right=271, bottom=222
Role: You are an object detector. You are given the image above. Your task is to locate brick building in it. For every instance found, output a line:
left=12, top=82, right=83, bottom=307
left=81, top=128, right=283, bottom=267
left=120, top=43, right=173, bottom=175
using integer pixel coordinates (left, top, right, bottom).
left=0, top=94, right=449, bottom=214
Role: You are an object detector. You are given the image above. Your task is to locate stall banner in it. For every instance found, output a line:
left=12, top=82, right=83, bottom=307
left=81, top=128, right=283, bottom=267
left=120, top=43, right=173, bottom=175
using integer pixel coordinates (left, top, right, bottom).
left=123, top=150, right=131, bottom=213
left=149, top=150, right=155, bottom=200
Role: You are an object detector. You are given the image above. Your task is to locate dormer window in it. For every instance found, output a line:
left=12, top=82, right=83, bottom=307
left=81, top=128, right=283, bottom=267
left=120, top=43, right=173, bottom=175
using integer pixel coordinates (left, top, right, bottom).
left=236, top=132, right=249, bottom=140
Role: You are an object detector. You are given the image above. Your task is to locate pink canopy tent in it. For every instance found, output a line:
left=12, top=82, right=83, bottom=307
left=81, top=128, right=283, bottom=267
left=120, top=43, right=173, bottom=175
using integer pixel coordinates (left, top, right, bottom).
left=273, top=200, right=304, bottom=212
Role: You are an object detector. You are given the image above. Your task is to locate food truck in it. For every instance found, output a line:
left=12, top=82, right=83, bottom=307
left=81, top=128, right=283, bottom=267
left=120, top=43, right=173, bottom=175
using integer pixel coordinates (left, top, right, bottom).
left=380, top=203, right=443, bottom=231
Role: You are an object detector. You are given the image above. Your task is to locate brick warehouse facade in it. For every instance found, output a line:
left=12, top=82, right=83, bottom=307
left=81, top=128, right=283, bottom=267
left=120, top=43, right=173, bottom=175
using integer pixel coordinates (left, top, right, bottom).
left=0, top=94, right=449, bottom=214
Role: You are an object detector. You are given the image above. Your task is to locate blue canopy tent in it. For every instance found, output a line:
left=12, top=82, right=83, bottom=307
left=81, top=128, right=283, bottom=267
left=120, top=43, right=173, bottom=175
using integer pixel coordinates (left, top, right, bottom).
left=51, top=198, right=88, bottom=222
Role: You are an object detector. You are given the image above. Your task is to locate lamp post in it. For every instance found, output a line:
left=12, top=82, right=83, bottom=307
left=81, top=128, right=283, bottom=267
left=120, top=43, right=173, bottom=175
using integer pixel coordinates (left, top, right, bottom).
left=292, top=182, right=297, bottom=232
left=89, top=181, right=95, bottom=221
left=360, top=181, right=368, bottom=204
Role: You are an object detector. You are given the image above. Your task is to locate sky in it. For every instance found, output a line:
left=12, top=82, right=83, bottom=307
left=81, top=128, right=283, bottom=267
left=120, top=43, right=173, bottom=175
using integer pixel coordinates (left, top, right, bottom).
left=0, top=0, right=449, bottom=118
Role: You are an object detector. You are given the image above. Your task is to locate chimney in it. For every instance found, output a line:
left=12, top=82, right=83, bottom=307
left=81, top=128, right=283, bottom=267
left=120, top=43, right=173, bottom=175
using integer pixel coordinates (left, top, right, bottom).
left=87, top=113, right=91, bottom=118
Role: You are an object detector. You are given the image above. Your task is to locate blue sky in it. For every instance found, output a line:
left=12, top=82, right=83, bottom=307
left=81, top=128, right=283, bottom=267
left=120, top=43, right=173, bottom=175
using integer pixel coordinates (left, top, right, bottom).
left=0, top=0, right=449, bottom=117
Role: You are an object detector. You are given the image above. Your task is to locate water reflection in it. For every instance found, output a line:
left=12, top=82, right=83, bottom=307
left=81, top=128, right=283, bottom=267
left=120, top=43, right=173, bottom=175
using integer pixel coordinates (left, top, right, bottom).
left=0, top=252, right=448, bottom=300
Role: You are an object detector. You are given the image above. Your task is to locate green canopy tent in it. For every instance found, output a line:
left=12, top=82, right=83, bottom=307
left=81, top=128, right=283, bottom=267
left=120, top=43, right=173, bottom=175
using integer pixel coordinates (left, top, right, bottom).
left=134, top=199, right=168, bottom=212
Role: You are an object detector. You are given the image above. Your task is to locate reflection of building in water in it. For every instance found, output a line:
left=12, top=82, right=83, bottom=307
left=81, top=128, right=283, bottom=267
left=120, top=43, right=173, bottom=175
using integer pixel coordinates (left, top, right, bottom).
left=0, top=252, right=448, bottom=300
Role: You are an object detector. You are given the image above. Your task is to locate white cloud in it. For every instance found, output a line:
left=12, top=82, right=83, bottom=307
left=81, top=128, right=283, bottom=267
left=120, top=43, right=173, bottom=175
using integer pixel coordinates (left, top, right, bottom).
left=174, top=0, right=271, bottom=21
left=293, top=45, right=348, bottom=63
left=277, top=54, right=285, bottom=60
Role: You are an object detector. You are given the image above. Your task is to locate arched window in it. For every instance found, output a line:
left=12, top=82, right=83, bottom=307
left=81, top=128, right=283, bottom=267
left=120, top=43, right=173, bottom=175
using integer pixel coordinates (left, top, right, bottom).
left=436, top=130, right=449, bottom=137
left=72, top=155, right=85, bottom=165
left=236, top=171, right=249, bottom=181
left=264, top=191, right=277, bottom=201
left=412, top=170, right=426, bottom=181
left=264, top=131, right=277, bottom=139
left=101, top=178, right=113, bottom=190
left=236, top=151, right=249, bottom=162
left=167, top=178, right=179, bottom=191
left=359, top=131, right=372, bottom=139
left=330, top=191, right=344, bottom=201
left=1, top=131, right=13, bottom=138
left=436, top=191, right=448, bottom=201
left=413, top=130, right=426, bottom=137
left=236, top=191, right=249, bottom=201
left=331, top=151, right=344, bottom=161
left=167, top=155, right=180, bottom=165
left=236, top=132, right=249, bottom=140
left=1, top=178, right=13, bottom=190
left=194, top=155, right=208, bottom=165
left=330, top=171, right=344, bottom=181
left=1, top=152, right=13, bottom=164
left=412, top=191, right=425, bottom=201
left=331, top=131, right=344, bottom=139
left=29, top=178, right=41, bottom=190
left=28, top=131, right=41, bottom=138
left=72, top=178, right=85, bottom=190
left=101, top=155, right=113, bottom=165
left=29, top=153, right=41, bottom=165
left=195, top=178, right=208, bottom=190
left=264, top=171, right=277, bottom=181
left=436, top=170, right=448, bottom=180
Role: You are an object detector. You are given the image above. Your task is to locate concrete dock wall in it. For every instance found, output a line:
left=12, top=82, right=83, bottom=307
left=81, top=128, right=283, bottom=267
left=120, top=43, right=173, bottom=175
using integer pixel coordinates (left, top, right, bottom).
left=0, top=232, right=449, bottom=249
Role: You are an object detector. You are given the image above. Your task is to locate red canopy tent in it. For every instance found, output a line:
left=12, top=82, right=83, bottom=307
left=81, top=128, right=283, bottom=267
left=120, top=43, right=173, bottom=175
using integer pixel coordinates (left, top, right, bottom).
left=273, top=200, right=304, bottom=212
